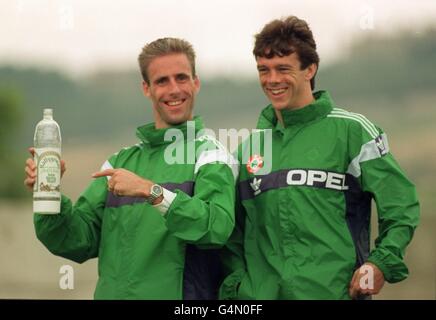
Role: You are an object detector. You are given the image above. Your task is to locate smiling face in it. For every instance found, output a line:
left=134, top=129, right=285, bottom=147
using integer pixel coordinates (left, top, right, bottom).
left=142, top=53, right=200, bottom=128
left=256, top=52, right=316, bottom=111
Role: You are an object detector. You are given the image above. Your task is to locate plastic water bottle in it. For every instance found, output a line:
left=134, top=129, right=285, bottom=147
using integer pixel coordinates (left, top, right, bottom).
left=33, top=108, right=62, bottom=214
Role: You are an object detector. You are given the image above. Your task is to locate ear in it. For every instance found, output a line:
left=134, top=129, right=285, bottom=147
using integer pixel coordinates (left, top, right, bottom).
left=193, top=75, right=201, bottom=94
left=142, top=80, right=151, bottom=98
left=305, top=63, right=317, bottom=82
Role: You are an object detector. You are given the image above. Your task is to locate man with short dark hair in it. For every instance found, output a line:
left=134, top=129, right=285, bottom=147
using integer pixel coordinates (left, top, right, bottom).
left=220, top=16, right=419, bottom=300
left=25, top=37, right=237, bottom=299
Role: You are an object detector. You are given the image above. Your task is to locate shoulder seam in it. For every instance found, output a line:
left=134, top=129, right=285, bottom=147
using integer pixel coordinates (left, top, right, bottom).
left=328, top=108, right=379, bottom=138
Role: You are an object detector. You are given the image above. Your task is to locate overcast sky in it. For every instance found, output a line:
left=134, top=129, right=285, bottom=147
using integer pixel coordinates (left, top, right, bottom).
left=1, top=0, right=435, bottom=78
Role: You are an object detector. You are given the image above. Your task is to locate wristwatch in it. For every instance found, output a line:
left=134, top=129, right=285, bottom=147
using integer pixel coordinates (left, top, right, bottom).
left=147, top=184, right=163, bottom=204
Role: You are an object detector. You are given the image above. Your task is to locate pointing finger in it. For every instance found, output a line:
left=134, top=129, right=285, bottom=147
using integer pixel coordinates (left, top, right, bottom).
left=92, top=169, right=115, bottom=178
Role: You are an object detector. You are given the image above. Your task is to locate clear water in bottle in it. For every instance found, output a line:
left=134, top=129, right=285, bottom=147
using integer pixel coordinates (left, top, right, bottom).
left=33, top=108, right=62, bottom=214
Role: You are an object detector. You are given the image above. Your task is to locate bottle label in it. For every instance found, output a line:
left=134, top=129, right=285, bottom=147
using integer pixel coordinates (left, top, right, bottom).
left=34, top=147, right=61, bottom=201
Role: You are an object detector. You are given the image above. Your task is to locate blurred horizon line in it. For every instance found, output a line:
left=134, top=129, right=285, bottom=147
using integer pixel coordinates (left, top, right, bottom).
left=2, top=22, right=435, bottom=81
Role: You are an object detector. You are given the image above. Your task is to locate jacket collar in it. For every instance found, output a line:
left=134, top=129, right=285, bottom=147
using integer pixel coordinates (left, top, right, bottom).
left=257, top=90, right=334, bottom=129
left=136, top=116, right=204, bottom=147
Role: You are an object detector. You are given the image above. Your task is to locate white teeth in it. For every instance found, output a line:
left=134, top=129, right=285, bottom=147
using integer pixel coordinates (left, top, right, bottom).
left=167, top=100, right=183, bottom=106
left=270, top=89, right=286, bottom=95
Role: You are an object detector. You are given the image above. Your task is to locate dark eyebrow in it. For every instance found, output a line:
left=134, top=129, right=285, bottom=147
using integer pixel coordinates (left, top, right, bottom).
left=277, top=64, right=293, bottom=69
left=154, top=76, right=168, bottom=83
left=176, top=73, right=190, bottom=78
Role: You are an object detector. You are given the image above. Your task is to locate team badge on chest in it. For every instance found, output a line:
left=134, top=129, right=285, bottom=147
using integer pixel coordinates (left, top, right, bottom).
left=246, top=154, right=264, bottom=174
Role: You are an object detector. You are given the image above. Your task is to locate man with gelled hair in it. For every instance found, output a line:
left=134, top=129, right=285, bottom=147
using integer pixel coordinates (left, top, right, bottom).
left=220, top=16, right=420, bottom=299
left=25, top=37, right=237, bottom=299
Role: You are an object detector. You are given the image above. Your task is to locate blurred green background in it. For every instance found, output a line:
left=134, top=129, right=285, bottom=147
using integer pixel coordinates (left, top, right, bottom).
left=1, top=20, right=435, bottom=299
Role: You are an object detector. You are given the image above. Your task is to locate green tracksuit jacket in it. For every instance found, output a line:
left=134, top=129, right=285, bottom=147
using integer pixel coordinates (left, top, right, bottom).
left=220, top=91, right=420, bottom=299
left=34, top=116, right=237, bottom=299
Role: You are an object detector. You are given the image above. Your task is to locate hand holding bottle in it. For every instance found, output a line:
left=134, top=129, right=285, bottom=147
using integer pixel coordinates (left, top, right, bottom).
left=24, top=147, right=66, bottom=190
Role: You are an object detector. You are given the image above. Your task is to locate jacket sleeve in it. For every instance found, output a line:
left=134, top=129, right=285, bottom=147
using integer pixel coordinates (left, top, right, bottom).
left=34, top=170, right=107, bottom=264
left=163, top=144, right=238, bottom=247
left=218, top=184, right=247, bottom=300
left=348, top=121, right=420, bottom=283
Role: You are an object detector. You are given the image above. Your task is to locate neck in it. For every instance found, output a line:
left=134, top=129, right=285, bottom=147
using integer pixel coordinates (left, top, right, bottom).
left=275, top=89, right=315, bottom=127
left=151, top=108, right=164, bottom=129
left=154, top=119, right=168, bottom=130
left=152, top=109, right=194, bottom=129
left=290, top=88, right=315, bottom=110
left=275, top=110, right=284, bottom=126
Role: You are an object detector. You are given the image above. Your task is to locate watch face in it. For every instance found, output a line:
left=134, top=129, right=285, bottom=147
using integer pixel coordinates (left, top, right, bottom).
left=152, top=185, right=161, bottom=194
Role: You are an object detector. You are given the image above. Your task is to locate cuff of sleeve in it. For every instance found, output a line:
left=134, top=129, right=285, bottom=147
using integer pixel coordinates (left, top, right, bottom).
left=61, top=194, right=71, bottom=208
left=219, top=269, right=246, bottom=300
left=153, top=187, right=177, bottom=216
left=367, top=248, right=408, bottom=283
